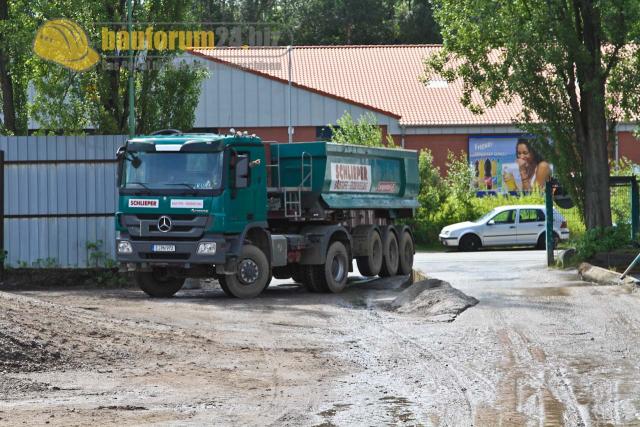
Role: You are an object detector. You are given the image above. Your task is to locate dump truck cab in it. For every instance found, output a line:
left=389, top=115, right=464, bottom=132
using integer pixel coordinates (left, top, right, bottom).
left=116, top=131, right=272, bottom=296
left=116, top=130, right=419, bottom=299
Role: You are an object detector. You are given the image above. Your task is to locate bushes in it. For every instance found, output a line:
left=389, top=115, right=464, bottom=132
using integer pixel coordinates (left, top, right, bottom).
left=411, top=149, right=546, bottom=245
left=412, top=151, right=638, bottom=252
left=574, top=226, right=632, bottom=261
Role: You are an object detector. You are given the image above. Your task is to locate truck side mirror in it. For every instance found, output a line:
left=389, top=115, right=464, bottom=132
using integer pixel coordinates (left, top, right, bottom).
left=235, top=155, right=249, bottom=188
left=116, top=146, right=125, bottom=184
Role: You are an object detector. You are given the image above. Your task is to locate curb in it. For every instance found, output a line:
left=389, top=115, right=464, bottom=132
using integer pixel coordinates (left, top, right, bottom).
left=578, top=262, right=639, bottom=292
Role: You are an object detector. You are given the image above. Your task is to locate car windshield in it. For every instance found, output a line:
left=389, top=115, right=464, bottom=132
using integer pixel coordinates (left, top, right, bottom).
left=473, top=209, right=500, bottom=223
left=122, top=152, right=223, bottom=190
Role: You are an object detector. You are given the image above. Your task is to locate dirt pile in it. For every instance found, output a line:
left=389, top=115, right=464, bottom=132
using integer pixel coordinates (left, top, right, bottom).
left=390, top=279, right=478, bottom=322
left=0, top=291, right=129, bottom=373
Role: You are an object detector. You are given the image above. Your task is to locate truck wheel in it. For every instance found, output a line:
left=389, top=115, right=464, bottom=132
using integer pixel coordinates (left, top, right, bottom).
left=220, top=245, right=270, bottom=298
left=217, top=276, right=234, bottom=297
left=379, top=231, right=399, bottom=277
left=398, top=231, right=414, bottom=275
left=302, top=265, right=328, bottom=293
left=136, top=269, right=185, bottom=298
left=356, top=230, right=383, bottom=277
left=291, top=265, right=304, bottom=284
left=323, top=241, right=349, bottom=293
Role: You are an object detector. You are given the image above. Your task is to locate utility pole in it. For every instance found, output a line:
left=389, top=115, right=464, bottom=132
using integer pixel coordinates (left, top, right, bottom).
left=127, top=0, right=135, bottom=137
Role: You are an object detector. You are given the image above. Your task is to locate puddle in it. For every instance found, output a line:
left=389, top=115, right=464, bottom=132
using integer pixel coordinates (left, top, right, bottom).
left=316, top=403, right=352, bottom=423
left=522, top=287, right=572, bottom=297
left=379, top=396, right=415, bottom=424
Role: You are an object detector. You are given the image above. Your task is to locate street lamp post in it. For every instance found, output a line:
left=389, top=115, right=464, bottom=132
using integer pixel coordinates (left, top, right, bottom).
left=127, top=0, right=135, bottom=137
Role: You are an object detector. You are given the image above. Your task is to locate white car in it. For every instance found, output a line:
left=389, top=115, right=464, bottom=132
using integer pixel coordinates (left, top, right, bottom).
left=439, top=205, right=570, bottom=251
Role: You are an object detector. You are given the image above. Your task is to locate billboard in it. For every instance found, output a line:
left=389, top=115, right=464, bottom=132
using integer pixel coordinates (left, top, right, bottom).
left=469, top=135, right=551, bottom=194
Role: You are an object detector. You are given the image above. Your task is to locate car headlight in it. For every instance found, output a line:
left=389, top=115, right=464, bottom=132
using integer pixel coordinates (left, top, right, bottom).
left=441, top=229, right=450, bottom=236
left=197, top=242, right=217, bottom=255
left=117, top=240, right=133, bottom=254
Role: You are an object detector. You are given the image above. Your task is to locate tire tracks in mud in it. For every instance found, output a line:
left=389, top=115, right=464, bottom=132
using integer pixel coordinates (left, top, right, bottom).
left=327, top=306, right=478, bottom=425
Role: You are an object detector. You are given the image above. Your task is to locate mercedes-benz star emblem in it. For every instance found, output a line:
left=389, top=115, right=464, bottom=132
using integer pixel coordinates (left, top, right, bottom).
left=158, top=216, right=172, bottom=233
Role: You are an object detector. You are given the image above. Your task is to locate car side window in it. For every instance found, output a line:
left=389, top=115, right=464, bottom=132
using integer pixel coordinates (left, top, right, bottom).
left=492, top=210, right=515, bottom=224
left=519, top=209, right=543, bottom=223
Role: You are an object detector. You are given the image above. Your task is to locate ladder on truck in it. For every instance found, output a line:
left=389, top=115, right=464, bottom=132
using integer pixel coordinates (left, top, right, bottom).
left=267, top=151, right=313, bottom=219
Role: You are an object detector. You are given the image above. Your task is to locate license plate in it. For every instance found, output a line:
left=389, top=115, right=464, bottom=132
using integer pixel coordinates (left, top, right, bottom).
left=152, top=244, right=175, bottom=252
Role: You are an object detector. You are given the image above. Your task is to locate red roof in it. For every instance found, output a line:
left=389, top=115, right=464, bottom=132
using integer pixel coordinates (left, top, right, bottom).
left=189, top=45, right=524, bottom=127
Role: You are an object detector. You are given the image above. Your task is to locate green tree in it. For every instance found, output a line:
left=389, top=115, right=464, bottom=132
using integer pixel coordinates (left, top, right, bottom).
left=427, top=0, right=640, bottom=229
left=0, top=0, right=38, bottom=134
left=5, top=0, right=208, bottom=135
left=393, top=0, right=442, bottom=44
left=292, top=0, right=395, bottom=45
left=329, top=111, right=394, bottom=147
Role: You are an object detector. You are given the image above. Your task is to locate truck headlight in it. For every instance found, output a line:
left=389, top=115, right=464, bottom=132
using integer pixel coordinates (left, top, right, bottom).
left=197, top=242, right=217, bottom=255
left=117, top=240, right=133, bottom=254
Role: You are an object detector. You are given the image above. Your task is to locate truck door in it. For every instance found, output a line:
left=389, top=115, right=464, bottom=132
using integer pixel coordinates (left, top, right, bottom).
left=228, top=148, right=268, bottom=228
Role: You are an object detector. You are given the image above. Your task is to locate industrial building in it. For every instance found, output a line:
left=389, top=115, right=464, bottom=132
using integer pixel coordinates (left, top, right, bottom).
left=189, top=45, right=639, bottom=172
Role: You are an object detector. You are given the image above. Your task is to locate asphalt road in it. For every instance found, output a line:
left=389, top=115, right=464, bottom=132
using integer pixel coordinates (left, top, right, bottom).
left=1, top=249, right=640, bottom=426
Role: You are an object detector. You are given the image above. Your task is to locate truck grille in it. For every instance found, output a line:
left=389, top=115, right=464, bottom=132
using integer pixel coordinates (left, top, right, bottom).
left=122, top=214, right=209, bottom=240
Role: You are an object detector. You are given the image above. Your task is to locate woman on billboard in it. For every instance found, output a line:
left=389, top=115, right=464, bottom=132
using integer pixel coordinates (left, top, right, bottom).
left=516, top=138, right=551, bottom=191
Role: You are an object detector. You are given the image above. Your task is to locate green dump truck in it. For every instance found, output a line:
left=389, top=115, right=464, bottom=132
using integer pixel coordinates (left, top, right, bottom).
left=115, top=130, right=419, bottom=298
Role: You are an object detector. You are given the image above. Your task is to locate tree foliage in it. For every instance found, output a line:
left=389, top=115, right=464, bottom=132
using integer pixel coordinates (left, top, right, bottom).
left=329, top=111, right=395, bottom=147
left=1, top=0, right=209, bottom=135
left=193, top=0, right=442, bottom=45
left=427, top=0, right=640, bottom=229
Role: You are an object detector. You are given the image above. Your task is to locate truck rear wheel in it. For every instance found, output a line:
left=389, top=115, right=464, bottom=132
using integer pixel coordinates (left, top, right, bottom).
left=302, top=265, right=328, bottom=293
left=356, top=230, right=383, bottom=277
left=323, top=241, right=349, bottom=293
left=379, top=230, right=399, bottom=277
left=136, top=269, right=185, bottom=298
left=398, top=231, right=414, bottom=275
left=302, top=241, right=349, bottom=293
left=291, top=265, right=304, bottom=283
left=219, top=244, right=270, bottom=298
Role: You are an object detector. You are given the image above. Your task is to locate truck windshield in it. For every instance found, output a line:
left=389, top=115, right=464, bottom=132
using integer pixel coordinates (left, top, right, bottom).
left=122, top=152, right=223, bottom=191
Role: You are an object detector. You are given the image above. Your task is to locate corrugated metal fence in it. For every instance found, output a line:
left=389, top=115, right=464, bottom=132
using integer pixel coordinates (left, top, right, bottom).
left=1, top=135, right=126, bottom=267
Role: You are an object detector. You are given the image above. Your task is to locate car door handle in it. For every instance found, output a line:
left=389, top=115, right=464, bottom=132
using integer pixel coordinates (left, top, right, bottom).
left=537, top=224, right=544, bottom=227
left=509, top=225, right=515, bottom=229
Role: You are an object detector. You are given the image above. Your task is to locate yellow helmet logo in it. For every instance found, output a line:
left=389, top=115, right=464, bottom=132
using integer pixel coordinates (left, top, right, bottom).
left=33, top=19, right=99, bottom=72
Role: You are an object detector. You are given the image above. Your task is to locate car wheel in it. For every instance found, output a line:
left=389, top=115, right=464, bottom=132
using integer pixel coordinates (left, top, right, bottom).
left=536, top=233, right=559, bottom=250
left=459, top=234, right=481, bottom=252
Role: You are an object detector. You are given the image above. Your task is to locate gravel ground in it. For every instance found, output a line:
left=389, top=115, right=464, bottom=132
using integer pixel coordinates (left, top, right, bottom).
left=1, top=250, right=639, bottom=426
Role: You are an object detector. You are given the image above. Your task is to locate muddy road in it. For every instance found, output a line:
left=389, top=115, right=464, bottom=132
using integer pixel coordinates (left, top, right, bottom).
left=2, top=250, right=640, bottom=426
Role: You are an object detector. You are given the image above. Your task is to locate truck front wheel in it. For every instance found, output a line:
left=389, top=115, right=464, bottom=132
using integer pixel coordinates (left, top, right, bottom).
left=136, top=269, right=185, bottom=298
left=219, top=244, right=270, bottom=298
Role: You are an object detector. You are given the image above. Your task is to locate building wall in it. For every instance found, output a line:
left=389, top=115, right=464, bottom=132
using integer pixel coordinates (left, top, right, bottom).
left=192, top=58, right=401, bottom=133
left=392, top=134, right=469, bottom=173
left=619, top=131, right=640, bottom=163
